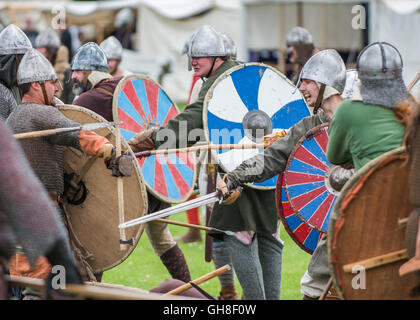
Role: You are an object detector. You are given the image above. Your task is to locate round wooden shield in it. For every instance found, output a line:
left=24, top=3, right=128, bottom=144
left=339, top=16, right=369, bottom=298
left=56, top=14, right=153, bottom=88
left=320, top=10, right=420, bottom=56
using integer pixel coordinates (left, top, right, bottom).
left=57, top=105, right=148, bottom=273
left=276, top=172, right=322, bottom=254
left=203, top=62, right=311, bottom=190
left=283, top=124, right=338, bottom=233
left=328, top=147, right=420, bottom=299
left=112, top=74, right=197, bottom=203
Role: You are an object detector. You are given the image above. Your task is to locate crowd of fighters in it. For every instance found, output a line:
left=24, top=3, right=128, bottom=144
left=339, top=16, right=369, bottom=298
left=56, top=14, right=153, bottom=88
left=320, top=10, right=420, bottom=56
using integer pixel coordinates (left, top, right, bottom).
left=0, top=19, right=419, bottom=300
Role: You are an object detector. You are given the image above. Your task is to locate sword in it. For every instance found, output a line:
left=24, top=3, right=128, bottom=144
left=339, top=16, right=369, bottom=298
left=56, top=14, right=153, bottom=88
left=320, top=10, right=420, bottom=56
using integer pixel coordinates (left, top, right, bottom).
left=14, top=121, right=123, bottom=140
left=119, top=190, right=237, bottom=229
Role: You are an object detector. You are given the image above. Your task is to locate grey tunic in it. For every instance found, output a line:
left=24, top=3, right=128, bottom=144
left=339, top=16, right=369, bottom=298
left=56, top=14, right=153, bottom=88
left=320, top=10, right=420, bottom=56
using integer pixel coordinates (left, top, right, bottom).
left=6, top=103, right=82, bottom=194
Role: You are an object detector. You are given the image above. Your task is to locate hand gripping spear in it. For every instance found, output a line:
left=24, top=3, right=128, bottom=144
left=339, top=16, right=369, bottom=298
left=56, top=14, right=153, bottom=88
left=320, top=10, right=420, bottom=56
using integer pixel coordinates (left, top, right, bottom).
left=14, top=121, right=123, bottom=139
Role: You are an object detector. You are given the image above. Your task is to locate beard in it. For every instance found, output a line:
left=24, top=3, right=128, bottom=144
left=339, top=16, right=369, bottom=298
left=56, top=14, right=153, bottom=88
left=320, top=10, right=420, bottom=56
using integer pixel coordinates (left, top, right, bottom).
left=72, top=79, right=90, bottom=96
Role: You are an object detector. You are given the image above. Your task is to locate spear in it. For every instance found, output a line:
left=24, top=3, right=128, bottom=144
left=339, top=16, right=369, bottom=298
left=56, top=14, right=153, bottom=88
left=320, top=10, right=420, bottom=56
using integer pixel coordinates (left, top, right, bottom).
left=134, top=143, right=266, bottom=158
left=14, top=121, right=123, bottom=140
left=133, top=130, right=287, bottom=158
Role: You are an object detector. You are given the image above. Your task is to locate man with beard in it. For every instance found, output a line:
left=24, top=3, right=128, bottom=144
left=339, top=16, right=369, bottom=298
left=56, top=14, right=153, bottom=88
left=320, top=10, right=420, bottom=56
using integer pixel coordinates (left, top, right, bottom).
left=6, top=49, right=132, bottom=294
left=0, top=24, right=32, bottom=119
left=71, top=42, right=192, bottom=284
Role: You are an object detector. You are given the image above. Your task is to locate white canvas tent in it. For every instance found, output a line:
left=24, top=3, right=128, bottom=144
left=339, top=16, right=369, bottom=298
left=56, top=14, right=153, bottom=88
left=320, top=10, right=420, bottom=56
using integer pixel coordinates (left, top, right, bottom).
left=2, top=0, right=420, bottom=101
left=135, top=0, right=242, bottom=103
left=242, top=0, right=420, bottom=98
left=369, top=0, right=420, bottom=99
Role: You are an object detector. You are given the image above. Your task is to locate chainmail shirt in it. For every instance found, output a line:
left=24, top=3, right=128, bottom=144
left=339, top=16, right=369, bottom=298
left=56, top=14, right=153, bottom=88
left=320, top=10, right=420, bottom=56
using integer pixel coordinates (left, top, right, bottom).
left=0, top=82, right=17, bottom=120
left=6, top=103, right=82, bottom=194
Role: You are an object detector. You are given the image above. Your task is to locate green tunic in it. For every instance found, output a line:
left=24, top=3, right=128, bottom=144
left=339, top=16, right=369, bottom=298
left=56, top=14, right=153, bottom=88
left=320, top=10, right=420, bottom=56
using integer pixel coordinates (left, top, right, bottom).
left=150, top=59, right=282, bottom=238
left=326, top=100, right=404, bottom=171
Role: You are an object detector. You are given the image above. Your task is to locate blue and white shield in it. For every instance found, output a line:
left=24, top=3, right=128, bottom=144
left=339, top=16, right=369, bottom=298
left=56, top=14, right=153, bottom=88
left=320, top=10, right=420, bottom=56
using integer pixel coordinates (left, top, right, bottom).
left=203, top=63, right=310, bottom=189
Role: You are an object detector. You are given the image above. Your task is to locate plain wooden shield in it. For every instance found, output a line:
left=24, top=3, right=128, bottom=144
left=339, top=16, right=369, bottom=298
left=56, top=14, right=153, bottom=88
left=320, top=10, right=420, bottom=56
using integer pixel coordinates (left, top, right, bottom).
left=57, top=105, right=148, bottom=273
left=328, top=147, right=420, bottom=299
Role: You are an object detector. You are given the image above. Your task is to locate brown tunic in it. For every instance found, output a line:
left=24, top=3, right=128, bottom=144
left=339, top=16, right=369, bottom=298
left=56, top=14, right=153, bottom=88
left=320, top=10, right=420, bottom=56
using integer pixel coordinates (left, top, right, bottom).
left=73, top=76, right=123, bottom=121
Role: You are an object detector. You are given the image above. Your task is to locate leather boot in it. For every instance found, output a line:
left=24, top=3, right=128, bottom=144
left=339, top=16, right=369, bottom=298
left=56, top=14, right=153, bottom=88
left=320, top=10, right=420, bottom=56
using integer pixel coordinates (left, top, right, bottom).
left=160, top=244, right=192, bottom=283
left=218, top=285, right=238, bottom=300
left=175, top=228, right=202, bottom=243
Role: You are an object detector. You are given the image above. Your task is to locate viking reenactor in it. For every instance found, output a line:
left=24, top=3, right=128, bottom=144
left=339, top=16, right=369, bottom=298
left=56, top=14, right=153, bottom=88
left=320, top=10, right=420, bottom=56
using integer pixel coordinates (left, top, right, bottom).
left=128, top=24, right=283, bottom=300
left=100, top=36, right=132, bottom=77
left=70, top=42, right=192, bottom=284
left=0, top=24, right=32, bottom=119
left=34, top=28, right=70, bottom=99
left=285, top=26, right=319, bottom=85
left=0, top=119, right=83, bottom=299
left=175, top=29, right=239, bottom=300
left=326, top=43, right=415, bottom=299
left=326, top=42, right=411, bottom=171
left=6, top=48, right=131, bottom=295
left=215, top=49, right=347, bottom=299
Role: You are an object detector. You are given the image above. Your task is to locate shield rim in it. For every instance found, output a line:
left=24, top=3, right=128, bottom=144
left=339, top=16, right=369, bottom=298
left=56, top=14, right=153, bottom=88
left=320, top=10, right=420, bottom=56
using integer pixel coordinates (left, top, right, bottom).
left=276, top=172, right=319, bottom=254
left=327, top=146, right=415, bottom=299
left=283, top=123, right=332, bottom=233
left=203, top=62, right=310, bottom=190
left=112, top=73, right=197, bottom=204
left=57, top=104, right=148, bottom=273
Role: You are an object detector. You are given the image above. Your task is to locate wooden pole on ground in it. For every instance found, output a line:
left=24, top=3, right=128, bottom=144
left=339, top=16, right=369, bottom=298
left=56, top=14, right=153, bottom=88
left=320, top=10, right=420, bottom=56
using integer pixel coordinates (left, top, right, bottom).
left=163, top=265, right=231, bottom=296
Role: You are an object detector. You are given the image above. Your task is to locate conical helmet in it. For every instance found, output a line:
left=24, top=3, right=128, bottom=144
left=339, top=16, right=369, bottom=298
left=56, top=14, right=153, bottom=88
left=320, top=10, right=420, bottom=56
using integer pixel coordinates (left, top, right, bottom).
left=100, top=36, right=123, bottom=61
left=286, top=26, right=313, bottom=47
left=70, top=42, right=109, bottom=72
left=186, top=25, right=226, bottom=71
left=182, top=31, right=196, bottom=55
left=34, top=28, right=61, bottom=50
left=341, top=69, right=361, bottom=99
left=299, top=49, right=346, bottom=94
left=17, top=48, right=58, bottom=84
left=356, top=42, right=408, bottom=108
left=219, top=32, right=237, bottom=59
left=357, top=41, right=403, bottom=81
left=189, top=25, right=226, bottom=58
left=0, top=24, right=32, bottom=55
left=114, top=8, right=134, bottom=28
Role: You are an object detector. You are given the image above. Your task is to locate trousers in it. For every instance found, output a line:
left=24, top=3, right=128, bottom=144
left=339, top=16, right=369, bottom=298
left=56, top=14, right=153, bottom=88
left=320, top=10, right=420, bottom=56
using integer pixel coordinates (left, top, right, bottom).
left=224, top=232, right=283, bottom=300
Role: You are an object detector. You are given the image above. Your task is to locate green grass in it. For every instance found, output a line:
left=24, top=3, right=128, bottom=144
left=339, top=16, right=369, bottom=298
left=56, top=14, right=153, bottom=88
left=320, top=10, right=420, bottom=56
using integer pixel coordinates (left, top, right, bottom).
left=102, top=212, right=311, bottom=300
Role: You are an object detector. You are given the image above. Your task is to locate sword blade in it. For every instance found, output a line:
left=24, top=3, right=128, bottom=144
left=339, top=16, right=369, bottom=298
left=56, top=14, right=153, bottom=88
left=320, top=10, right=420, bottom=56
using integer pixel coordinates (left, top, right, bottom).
left=119, top=192, right=220, bottom=229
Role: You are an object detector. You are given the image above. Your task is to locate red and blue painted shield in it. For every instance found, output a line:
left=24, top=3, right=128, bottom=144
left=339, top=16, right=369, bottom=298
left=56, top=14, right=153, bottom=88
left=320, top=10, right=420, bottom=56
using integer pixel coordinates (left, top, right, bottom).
left=277, top=173, right=322, bottom=254
left=283, top=123, right=337, bottom=233
left=113, top=74, right=196, bottom=204
left=203, top=63, right=310, bottom=190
